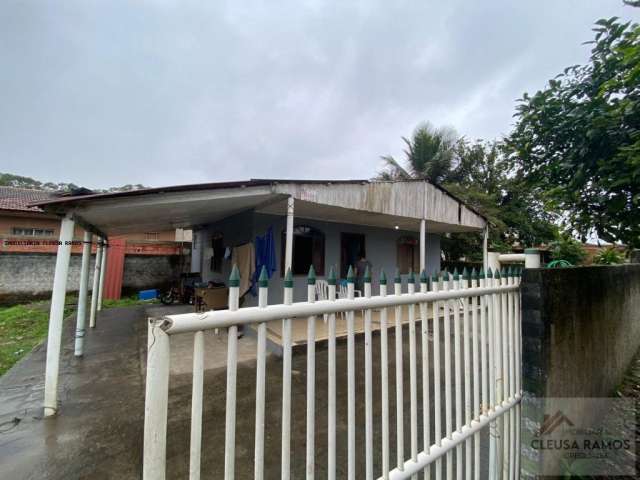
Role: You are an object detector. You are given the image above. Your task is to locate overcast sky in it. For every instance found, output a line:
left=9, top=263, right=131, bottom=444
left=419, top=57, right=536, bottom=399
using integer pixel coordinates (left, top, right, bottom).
left=1, top=1, right=639, bottom=190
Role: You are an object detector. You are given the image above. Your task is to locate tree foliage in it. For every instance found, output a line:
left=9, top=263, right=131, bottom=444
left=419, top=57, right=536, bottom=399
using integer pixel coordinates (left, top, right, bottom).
left=380, top=122, right=459, bottom=184
left=506, top=14, right=640, bottom=248
left=378, top=129, right=559, bottom=261
left=0, top=172, right=146, bottom=193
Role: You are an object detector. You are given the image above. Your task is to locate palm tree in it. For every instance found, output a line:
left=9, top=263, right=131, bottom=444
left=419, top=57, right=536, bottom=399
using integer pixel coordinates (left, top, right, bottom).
left=380, top=122, right=460, bottom=184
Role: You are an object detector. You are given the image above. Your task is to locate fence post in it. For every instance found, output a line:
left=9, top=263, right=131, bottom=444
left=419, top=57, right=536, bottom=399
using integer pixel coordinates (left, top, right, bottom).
left=306, top=266, right=317, bottom=479
left=380, top=270, right=390, bottom=480
left=394, top=268, right=404, bottom=471
left=327, top=267, right=337, bottom=480
left=431, top=270, right=443, bottom=480
left=364, top=267, right=374, bottom=480
left=347, top=265, right=356, bottom=480
left=281, top=268, right=293, bottom=480
left=419, top=270, right=431, bottom=480
left=254, top=266, right=269, bottom=480
left=407, top=271, right=418, bottom=470
left=471, top=268, right=481, bottom=480
left=143, top=319, right=171, bottom=480
left=462, top=268, right=473, bottom=479
left=224, top=265, right=240, bottom=480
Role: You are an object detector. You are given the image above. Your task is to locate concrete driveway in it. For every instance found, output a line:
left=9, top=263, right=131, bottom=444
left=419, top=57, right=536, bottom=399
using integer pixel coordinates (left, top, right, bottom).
left=0, top=304, right=490, bottom=479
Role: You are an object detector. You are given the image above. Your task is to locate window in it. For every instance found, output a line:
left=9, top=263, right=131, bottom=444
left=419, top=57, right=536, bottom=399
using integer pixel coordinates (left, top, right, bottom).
left=281, top=225, right=325, bottom=275
left=12, top=227, right=54, bottom=237
left=145, top=232, right=159, bottom=241
left=397, top=236, right=419, bottom=274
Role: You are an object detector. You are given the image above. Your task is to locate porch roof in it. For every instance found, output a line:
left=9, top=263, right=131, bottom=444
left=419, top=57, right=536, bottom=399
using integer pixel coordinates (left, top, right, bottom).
left=32, top=179, right=487, bottom=236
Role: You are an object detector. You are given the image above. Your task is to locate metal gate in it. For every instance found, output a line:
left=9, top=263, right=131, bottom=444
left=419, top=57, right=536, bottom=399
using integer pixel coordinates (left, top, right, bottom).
left=143, top=266, right=522, bottom=479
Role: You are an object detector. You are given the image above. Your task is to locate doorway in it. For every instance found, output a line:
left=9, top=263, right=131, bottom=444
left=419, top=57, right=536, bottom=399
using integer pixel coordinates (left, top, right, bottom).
left=340, top=233, right=365, bottom=278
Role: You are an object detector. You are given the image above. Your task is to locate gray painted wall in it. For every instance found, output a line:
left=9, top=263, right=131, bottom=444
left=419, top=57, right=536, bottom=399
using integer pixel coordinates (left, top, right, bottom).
left=193, top=211, right=441, bottom=305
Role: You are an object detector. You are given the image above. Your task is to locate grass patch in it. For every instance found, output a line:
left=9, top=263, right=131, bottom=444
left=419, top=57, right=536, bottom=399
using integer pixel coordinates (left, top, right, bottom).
left=0, top=301, right=73, bottom=376
left=0, top=295, right=157, bottom=377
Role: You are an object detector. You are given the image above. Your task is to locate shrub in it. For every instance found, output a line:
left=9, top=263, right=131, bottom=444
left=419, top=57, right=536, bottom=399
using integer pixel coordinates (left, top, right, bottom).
left=550, top=236, right=587, bottom=266
left=593, top=247, right=625, bottom=265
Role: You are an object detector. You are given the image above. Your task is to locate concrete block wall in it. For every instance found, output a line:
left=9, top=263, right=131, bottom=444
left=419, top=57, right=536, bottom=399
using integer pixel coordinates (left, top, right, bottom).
left=0, top=252, right=182, bottom=304
left=520, top=264, right=640, bottom=476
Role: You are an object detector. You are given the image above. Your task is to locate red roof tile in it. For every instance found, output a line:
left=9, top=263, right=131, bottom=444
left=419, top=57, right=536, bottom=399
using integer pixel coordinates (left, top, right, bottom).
left=0, top=186, right=56, bottom=212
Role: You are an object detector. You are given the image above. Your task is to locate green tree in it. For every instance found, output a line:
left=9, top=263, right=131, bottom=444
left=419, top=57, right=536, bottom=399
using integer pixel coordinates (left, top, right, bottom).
left=506, top=12, right=640, bottom=248
left=380, top=122, right=459, bottom=184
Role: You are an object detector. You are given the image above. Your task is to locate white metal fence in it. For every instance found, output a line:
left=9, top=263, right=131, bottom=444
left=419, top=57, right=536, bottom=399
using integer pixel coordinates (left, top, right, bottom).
left=143, top=266, right=522, bottom=480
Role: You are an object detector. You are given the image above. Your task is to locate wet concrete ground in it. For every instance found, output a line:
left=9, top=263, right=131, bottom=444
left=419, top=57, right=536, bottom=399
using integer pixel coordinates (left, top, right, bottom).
left=0, top=305, right=491, bottom=479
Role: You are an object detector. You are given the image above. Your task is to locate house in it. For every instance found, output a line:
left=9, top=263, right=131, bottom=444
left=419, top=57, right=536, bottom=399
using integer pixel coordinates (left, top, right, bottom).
left=35, top=178, right=487, bottom=304
left=33, top=178, right=488, bottom=416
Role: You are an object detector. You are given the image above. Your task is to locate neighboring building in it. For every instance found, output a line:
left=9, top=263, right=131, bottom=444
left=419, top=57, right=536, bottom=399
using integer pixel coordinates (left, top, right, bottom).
left=0, top=186, right=191, bottom=303
left=0, top=186, right=190, bottom=254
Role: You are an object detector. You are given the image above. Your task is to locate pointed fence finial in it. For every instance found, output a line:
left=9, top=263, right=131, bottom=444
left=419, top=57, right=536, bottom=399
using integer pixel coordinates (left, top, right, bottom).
left=420, top=269, right=428, bottom=284
left=346, top=265, right=355, bottom=283
left=442, top=270, right=450, bottom=281
left=284, top=267, right=293, bottom=288
left=479, top=267, right=485, bottom=278
left=486, top=267, right=493, bottom=278
left=379, top=269, right=387, bottom=285
left=307, top=265, right=316, bottom=285
left=407, top=270, right=415, bottom=284
left=394, top=268, right=401, bottom=284
left=453, top=268, right=460, bottom=281
left=432, top=269, right=439, bottom=282
left=462, top=267, right=469, bottom=280
left=364, top=265, right=371, bottom=283
left=495, top=268, right=502, bottom=279
left=258, top=265, right=269, bottom=287
left=229, top=264, right=240, bottom=287
left=328, top=266, right=337, bottom=285
left=471, top=268, right=478, bottom=280
left=507, top=266, right=513, bottom=277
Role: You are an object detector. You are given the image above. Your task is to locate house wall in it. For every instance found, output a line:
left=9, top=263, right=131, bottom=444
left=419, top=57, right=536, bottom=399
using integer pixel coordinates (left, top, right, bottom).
left=193, top=211, right=441, bottom=305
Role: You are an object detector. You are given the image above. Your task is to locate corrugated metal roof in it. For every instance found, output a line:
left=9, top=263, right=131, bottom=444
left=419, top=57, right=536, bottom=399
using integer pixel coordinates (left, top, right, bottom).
left=0, top=186, right=56, bottom=212
left=29, top=178, right=485, bottom=221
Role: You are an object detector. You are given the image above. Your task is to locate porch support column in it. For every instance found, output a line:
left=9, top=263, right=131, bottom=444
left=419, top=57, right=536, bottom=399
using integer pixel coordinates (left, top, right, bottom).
left=74, top=230, right=92, bottom=357
left=483, top=225, right=489, bottom=271
left=97, top=238, right=107, bottom=311
left=284, top=196, right=294, bottom=273
left=419, top=219, right=426, bottom=272
left=43, top=213, right=75, bottom=417
left=89, top=239, right=103, bottom=328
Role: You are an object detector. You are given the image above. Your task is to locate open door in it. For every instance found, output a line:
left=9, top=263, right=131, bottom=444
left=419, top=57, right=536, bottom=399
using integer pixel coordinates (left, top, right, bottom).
left=340, top=233, right=365, bottom=278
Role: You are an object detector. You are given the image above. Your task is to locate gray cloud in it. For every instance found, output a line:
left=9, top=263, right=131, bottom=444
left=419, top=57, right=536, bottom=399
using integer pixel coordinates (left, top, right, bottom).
left=1, top=0, right=638, bottom=189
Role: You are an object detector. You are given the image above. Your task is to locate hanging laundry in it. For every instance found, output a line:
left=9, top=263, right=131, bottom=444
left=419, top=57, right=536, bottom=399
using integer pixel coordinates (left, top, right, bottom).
left=231, top=242, right=255, bottom=297
left=255, top=226, right=277, bottom=278
left=252, top=226, right=277, bottom=294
